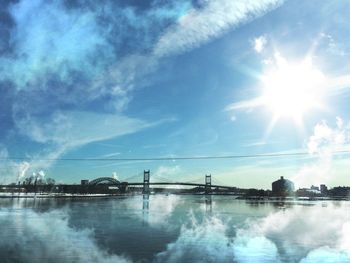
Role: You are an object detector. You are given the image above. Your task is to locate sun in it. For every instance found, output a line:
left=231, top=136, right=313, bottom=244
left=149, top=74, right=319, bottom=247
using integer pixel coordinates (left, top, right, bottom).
left=260, top=55, right=325, bottom=126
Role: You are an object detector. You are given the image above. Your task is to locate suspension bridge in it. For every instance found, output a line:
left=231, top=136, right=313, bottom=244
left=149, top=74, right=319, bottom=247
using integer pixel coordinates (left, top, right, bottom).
left=88, top=170, right=237, bottom=194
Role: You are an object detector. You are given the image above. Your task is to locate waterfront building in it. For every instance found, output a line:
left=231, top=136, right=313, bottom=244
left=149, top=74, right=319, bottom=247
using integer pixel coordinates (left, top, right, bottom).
left=320, top=184, right=328, bottom=195
left=272, top=176, right=295, bottom=196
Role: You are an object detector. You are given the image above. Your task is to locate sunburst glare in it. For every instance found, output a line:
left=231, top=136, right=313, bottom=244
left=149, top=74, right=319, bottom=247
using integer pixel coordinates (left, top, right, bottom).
left=261, top=53, right=326, bottom=133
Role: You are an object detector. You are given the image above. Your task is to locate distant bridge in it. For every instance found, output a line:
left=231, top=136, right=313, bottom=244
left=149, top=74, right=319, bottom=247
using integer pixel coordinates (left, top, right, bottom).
left=88, top=171, right=236, bottom=194
left=127, top=182, right=234, bottom=189
left=89, top=177, right=120, bottom=185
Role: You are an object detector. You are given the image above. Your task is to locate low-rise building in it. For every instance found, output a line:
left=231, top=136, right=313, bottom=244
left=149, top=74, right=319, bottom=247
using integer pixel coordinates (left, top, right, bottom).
left=272, top=176, right=295, bottom=196
left=320, top=184, right=328, bottom=195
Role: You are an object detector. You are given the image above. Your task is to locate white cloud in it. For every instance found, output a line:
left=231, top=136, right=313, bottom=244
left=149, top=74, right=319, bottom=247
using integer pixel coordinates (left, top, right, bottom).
left=307, top=119, right=346, bottom=155
left=122, top=195, right=181, bottom=227
left=253, top=35, right=267, bottom=53
left=154, top=165, right=181, bottom=179
left=300, top=247, right=350, bottom=263
left=156, top=215, right=234, bottom=262
left=0, top=208, right=131, bottom=263
left=2, top=0, right=112, bottom=90
left=112, top=172, right=118, bottom=180
left=154, top=0, right=283, bottom=56
left=293, top=118, right=350, bottom=188
left=37, top=170, right=45, bottom=178
left=0, top=147, right=36, bottom=184
left=2, top=0, right=185, bottom=114
left=156, top=203, right=350, bottom=262
left=240, top=204, right=350, bottom=261
left=233, top=235, right=279, bottom=262
left=147, top=195, right=181, bottom=226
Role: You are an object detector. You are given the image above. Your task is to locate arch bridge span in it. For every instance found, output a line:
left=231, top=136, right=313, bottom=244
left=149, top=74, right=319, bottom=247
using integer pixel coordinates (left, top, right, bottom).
left=88, top=177, right=120, bottom=186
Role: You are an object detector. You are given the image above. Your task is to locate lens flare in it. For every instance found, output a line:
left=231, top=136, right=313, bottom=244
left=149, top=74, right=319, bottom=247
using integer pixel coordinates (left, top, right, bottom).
left=261, top=55, right=326, bottom=126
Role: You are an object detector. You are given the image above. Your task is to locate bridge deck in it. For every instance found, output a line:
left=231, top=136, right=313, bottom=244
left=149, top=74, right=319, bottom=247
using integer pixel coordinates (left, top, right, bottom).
left=127, top=182, right=235, bottom=189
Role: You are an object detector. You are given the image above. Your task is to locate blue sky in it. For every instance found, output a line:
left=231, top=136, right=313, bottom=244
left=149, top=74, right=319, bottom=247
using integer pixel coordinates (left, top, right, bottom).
left=1, top=0, right=350, bottom=189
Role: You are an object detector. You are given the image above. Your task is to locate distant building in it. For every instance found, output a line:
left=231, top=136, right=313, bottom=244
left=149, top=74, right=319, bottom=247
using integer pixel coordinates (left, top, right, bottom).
left=272, top=176, right=295, bottom=196
left=81, top=180, right=89, bottom=185
left=310, top=185, right=320, bottom=191
left=320, top=184, right=328, bottom=195
left=328, top=186, right=350, bottom=197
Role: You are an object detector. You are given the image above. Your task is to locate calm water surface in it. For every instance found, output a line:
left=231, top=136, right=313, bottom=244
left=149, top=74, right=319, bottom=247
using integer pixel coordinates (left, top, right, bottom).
left=0, top=195, right=349, bottom=263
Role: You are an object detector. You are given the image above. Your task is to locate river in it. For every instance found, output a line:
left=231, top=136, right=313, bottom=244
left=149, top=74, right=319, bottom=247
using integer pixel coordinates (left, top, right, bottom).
left=0, top=195, right=349, bottom=262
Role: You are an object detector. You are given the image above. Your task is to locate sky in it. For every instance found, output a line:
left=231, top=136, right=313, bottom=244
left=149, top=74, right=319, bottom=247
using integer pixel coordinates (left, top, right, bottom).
left=1, top=0, right=350, bottom=189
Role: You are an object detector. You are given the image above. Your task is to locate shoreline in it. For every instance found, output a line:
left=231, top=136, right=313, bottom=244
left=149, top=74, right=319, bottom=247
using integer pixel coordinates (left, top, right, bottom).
left=0, top=192, right=349, bottom=201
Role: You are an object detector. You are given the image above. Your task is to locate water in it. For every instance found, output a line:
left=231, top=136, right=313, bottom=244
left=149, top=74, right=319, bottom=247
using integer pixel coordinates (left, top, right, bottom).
left=0, top=195, right=349, bottom=263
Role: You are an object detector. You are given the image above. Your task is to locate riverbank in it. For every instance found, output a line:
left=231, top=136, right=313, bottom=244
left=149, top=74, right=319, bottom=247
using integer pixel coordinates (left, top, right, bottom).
left=0, top=192, right=123, bottom=198
left=0, top=192, right=349, bottom=201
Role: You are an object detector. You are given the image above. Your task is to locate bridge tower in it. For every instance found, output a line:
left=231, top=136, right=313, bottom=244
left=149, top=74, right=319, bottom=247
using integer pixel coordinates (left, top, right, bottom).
left=205, top=174, right=211, bottom=194
left=143, top=170, right=150, bottom=194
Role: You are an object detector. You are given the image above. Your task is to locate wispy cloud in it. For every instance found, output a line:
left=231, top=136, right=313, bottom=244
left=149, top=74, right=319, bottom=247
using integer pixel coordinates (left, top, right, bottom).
left=320, top=32, right=347, bottom=57
left=96, top=152, right=121, bottom=158
left=242, top=140, right=267, bottom=147
left=11, top=110, right=155, bottom=175
left=0, top=0, right=285, bottom=180
left=154, top=0, right=283, bottom=56
left=15, top=111, right=150, bottom=147
left=225, top=97, right=264, bottom=111
left=89, top=160, right=152, bottom=170
left=324, top=74, right=350, bottom=95
left=15, top=111, right=177, bottom=176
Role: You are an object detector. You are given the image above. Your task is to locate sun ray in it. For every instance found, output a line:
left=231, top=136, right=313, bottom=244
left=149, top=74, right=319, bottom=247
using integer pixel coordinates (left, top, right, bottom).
left=264, top=113, right=280, bottom=139
left=259, top=54, right=326, bottom=129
